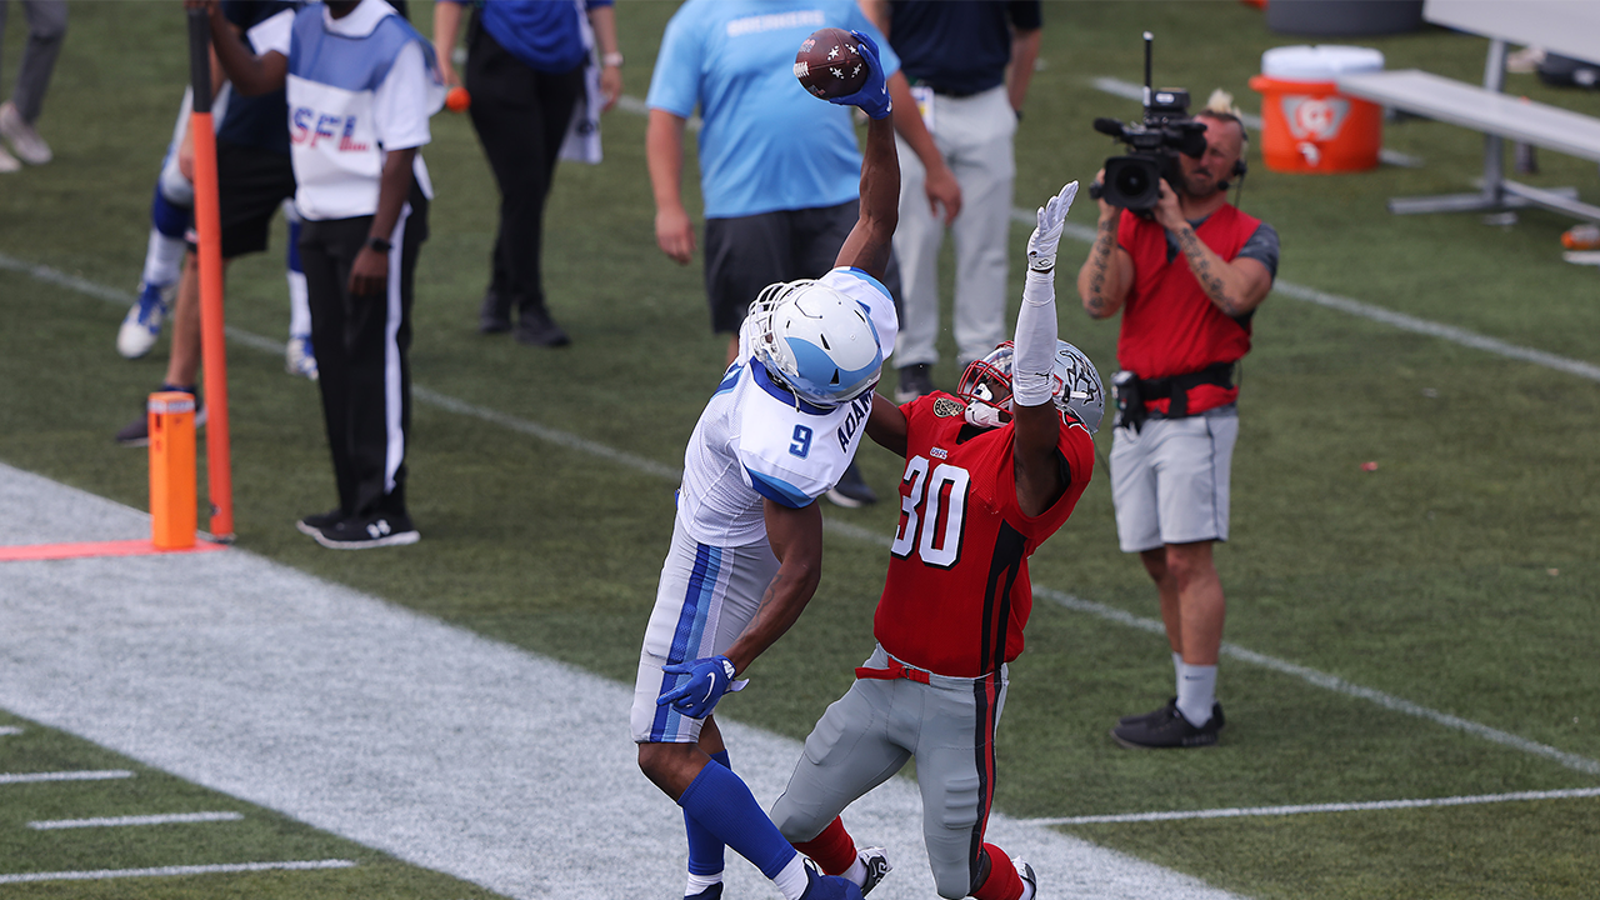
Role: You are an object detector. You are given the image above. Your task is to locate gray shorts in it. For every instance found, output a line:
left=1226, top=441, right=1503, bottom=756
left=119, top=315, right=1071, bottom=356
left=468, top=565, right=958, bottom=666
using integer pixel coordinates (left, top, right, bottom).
left=1110, top=406, right=1239, bottom=553
left=702, top=201, right=859, bottom=334
left=770, top=645, right=1007, bottom=900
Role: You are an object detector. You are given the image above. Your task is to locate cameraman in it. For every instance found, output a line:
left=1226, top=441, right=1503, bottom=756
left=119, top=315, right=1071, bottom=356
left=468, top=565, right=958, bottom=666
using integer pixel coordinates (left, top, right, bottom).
left=1075, top=96, right=1278, bottom=750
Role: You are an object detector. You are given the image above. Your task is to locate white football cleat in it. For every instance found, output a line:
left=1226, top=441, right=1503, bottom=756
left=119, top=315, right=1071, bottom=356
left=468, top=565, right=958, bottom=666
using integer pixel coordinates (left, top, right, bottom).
left=117, top=282, right=173, bottom=359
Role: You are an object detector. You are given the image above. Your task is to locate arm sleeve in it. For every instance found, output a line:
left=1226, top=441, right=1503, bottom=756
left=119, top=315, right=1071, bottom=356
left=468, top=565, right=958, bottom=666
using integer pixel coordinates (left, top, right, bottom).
left=246, top=8, right=294, bottom=57
left=1236, top=221, right=1280, bottom=280
left=1011, top=269, right=1057, bottom=408
left=373, top=41, right=442, bottom=152
left=644, top=12, right=702, bottom=118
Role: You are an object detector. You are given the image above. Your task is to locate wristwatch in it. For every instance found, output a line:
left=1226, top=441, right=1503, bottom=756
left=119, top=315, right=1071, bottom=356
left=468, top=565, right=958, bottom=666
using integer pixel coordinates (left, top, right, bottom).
left=601, top=51, right=624, bottom=68
left=366, top=236, right=392, bottom=254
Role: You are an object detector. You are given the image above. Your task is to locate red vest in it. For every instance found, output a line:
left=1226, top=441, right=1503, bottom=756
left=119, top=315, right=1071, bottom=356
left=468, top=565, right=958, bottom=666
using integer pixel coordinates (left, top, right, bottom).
left=873, top=394, right=1096, bottom=677
left=1116, top=204, right=1261, bottom=415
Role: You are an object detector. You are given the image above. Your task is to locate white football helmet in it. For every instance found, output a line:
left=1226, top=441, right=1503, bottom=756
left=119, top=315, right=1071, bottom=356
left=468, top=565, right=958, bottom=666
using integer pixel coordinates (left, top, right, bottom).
left=748, top=279, right=884, bottom=407
left=956, top=340, right=1105, bottom=435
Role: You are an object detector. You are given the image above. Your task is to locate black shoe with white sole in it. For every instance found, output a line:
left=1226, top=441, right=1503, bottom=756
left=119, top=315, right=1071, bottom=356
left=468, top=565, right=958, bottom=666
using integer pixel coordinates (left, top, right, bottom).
left=312, top=512, right=420, bottom=549
left=1111, top=702, right=1225, bottom=749
left=295, top=508, right=345, bottom=538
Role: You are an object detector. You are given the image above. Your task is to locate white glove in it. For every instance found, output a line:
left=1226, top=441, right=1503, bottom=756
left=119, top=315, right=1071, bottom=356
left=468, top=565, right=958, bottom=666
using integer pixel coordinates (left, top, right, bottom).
left=1026, top=181, right=1079, bottom=273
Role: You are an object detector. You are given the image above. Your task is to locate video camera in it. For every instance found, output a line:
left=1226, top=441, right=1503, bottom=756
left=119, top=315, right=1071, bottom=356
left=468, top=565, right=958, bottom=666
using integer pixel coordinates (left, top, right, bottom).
left=1087, top=33, right=1208, bottom=213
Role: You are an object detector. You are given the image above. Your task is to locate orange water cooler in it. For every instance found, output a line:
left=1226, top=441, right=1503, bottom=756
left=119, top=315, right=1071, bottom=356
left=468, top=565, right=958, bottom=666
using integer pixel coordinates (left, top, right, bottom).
left=1249, top=45, right=1385, bottom=173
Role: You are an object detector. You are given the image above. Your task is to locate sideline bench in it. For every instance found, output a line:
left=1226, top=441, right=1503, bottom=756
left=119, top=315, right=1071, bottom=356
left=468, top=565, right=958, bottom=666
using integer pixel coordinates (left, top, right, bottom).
left=1335, top=0, right=1600, bottom=220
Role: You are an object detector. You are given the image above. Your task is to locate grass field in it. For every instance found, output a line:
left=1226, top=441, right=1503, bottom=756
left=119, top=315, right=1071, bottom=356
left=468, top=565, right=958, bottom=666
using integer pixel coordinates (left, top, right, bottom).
left=3, top=1, right=1599, bottom=898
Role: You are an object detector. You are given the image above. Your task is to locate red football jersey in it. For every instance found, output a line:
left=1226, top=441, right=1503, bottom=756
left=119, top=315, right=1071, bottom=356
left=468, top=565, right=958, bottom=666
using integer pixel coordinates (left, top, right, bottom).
left=873, top=393, right=1096, bottom=677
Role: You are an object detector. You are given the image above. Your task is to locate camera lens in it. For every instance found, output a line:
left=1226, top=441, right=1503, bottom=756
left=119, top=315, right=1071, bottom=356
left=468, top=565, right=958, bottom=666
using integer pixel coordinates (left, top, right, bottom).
left=1114, top=166, right=1150, bottom=198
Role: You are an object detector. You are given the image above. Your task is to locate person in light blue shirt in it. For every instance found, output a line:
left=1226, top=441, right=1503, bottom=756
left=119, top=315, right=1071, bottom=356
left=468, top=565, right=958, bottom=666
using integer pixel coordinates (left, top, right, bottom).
left=646, top=0, right=949, bottom=508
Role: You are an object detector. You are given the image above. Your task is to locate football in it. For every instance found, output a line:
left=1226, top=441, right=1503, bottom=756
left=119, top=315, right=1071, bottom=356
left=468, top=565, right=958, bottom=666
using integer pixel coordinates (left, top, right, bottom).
left=794, top=27, right=868, bottom=100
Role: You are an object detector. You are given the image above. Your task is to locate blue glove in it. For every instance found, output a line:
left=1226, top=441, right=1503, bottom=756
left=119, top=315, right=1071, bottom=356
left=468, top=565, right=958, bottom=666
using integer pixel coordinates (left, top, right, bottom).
left=828, top=30, right=892, bottom=120
left=657, top=655, right=738, bottom=719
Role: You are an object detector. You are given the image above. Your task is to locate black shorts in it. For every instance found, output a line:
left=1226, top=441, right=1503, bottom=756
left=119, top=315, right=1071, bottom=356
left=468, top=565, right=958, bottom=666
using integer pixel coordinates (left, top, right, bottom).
left=702, top=201, right=859, bottom=334
left=186, top=141, right=298, bottom=260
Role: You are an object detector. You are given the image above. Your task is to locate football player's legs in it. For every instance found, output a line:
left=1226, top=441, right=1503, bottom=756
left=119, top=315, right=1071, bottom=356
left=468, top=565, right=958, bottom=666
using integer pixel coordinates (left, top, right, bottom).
left=915, top=675, right=1007, bottom=900
left=771, top=677, right=909, bottom=844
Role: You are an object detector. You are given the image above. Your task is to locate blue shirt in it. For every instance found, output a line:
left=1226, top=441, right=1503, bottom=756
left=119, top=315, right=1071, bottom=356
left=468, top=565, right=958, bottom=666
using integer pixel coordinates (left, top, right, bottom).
left=646, top=0, right=899, bottom=219
left=445, top=0, right=612, bottom=74
left=887, top=0, right=1040, bottom=96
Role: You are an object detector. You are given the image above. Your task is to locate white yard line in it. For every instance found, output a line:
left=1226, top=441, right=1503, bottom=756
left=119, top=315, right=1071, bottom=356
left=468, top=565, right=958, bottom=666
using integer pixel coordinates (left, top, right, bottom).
left=0, top=770, right=133, bottom=785
left=1019, top=786, right=1600, bottom=826
left=0, top=860, right=356, bottom=886
left=28, top=811, right=245, bottom=830
left=0, top=726, right=22, bottom=736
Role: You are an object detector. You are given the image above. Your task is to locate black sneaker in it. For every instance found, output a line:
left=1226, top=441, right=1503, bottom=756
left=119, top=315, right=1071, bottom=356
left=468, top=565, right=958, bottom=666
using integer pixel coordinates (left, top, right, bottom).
left=1111, top=702, right=1224, bottom=749
left=478, top=290, right=511, bottom=334
left=894, top=363, right=936, bottom=404
left=312, top=512, right=420, bottom=550
left=826, top=461, right=877, bottom=507
left=514, top=307, right=571, bottom=347
left=1118, top=696, right=1177, bottom=726
left=684, top=884, right=723, bottom=900
left=857, top=846, right=891, bottom=896
left=114, top=392, right=206, bottom=447
left=295, top=508, right=345, bottom=538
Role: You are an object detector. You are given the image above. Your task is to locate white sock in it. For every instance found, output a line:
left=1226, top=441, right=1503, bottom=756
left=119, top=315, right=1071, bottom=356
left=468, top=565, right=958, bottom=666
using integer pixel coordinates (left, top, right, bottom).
left=142, top=229, right=186, bottom=289
left=1171, top=652, right=1184, bottom=696
left=287, top=270, right=311, bottom=337
left=685, top=871, right=722, bottom=898
left=842, top=854, right=866, bottom=886
left=1176, top=663, right=1217, bottom=727
left=774, top=855, right=810, bottom=900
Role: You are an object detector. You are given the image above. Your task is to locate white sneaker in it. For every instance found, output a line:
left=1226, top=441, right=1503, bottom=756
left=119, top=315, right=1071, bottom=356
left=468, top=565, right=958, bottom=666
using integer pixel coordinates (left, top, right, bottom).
left=286, top=334, right=318, bottom=380
left=117, top=282, right=173, bottom=359
left=0, top=101, right=52, bottom=165
left=1012, top=856, right=1037, bottom=900
left=856, top=847, right=892, bottom=896
left=0, top=145, right=18, bottom=173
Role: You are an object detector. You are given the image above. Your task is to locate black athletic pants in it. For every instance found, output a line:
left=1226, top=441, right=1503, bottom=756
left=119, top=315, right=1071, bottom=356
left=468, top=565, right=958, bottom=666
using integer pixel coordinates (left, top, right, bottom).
left=298, top=184, right=428, bottom=521
left=464, top=12, right=584, bottom=329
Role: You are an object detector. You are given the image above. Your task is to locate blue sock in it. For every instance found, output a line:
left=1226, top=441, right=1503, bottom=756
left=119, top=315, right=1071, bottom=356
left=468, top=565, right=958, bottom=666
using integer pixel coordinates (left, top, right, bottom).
left=685, top=750, right=730, bottom=876
left=678, top=759, right=797, bottom=880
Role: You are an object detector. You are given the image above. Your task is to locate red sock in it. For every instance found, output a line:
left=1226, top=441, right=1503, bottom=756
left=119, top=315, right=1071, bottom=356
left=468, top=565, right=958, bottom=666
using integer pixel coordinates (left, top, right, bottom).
left=790, top=816, right=856, bottom=876
left=971, top=844, right=1023, bottom=900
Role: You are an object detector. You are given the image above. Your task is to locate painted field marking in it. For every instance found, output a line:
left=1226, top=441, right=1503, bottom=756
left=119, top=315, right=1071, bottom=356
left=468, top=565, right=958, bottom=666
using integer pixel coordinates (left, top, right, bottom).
left=0, top=859, right=357, bottom=885
left=1017, top=785, right=1600, bottom=826
left=28, top=811, right=245, bottom=830
left=6, top=256, right=1600, bottom=775
left=0, top=538, right=229, bottom=563
left=0, top=770, right=134, bottom=785
left=0, top=726, right=22, bottom=736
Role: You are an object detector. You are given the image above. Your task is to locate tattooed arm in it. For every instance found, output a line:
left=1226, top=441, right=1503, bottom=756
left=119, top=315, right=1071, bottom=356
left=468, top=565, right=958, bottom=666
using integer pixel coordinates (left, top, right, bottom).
left=1076, top=169, right=1134, bottom=320
left=1151, top=179, right=1273, bottom=318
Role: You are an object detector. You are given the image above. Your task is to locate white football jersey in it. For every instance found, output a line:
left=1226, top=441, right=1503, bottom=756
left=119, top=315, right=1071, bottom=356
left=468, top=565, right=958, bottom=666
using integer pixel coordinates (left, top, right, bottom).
left=677, top=267, right=897, bottom=547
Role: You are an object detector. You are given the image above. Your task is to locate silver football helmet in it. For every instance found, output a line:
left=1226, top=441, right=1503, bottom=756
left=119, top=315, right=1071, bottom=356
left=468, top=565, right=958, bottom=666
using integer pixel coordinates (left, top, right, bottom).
left=748, top=279, right=884, bottom=407
left=956, top=339, right=1105, bottom=434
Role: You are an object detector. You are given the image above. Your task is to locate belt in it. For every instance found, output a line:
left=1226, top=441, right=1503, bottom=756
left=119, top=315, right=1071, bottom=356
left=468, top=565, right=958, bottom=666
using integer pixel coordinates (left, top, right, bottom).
left=911, top=79, right=990, bottom=99
left=855, top=657, right=931, bottom=684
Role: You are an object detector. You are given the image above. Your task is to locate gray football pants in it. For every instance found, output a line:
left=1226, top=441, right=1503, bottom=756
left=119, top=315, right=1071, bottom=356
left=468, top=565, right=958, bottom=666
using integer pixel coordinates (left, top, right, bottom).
left=0, top=0, right=66, bottom=123
left=771, top=645, right=1008, bottom=900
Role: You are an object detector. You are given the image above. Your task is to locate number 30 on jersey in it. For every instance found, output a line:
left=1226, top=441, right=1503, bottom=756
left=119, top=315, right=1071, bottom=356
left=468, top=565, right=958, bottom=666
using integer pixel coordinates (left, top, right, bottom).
left=890, top=455, right=970, bottom=568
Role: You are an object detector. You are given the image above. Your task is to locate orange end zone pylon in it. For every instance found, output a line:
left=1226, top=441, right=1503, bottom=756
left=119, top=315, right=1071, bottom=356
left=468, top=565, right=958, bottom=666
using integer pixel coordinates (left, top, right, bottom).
left=187, top=7, right=234, bottom=542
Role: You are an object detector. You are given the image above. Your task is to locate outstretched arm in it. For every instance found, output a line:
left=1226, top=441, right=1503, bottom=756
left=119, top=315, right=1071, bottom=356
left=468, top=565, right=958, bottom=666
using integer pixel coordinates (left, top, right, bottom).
left=824, top=31, right=898, bottom=281
left=1013, top=182, right=1079, bottom=518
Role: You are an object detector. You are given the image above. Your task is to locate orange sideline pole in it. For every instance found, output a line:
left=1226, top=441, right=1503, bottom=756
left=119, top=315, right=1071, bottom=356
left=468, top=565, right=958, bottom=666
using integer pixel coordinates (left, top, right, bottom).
left=188, top=7, right=234, bottom=542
